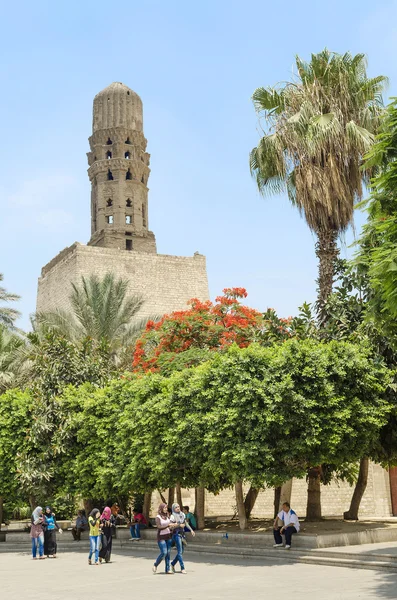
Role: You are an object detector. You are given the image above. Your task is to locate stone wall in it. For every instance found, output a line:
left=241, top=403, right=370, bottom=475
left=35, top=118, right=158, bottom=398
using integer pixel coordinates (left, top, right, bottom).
left=149, top=462, right=392, bottom=519
left=36, top=243, right=209, bottom=318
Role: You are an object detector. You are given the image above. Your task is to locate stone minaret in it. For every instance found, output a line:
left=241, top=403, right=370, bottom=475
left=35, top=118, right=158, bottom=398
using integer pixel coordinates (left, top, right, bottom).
left=87, top=82, right=156, bottom=253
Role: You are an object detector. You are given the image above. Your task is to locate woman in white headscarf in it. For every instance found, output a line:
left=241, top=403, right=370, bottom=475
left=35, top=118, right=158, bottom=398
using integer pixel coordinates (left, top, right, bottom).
left=169, top=503, right=195, bottom=574
left=30, top=506, right=45, bottom=560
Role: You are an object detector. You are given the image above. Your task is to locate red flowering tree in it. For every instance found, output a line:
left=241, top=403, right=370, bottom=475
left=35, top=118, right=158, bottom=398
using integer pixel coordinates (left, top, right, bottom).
left=133, top=288, right=263, bottom=373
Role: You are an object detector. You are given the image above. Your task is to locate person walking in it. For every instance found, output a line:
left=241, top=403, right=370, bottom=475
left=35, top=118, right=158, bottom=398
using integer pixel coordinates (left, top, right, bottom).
left=88, top=508, right=102, bottom=565
left=170, top=503, right=195, bottom=574
left=43, top=506, right=62, bottom=558
left=30, top=506, right=45, bottom=560
left=152, top=503, right=177, bottom=574
left=273, top=502, right=300, bottom=549
left=99, top=507, right=116, bottom=563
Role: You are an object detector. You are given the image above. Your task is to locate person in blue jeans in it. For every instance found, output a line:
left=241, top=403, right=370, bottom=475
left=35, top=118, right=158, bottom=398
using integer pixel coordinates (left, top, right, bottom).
left=129, top=509, right=148, bottom=540
left=88, top=508, right=102, bottom=565
left=152, top=503, right=177, bottom=574
left=30, top=506, right=45, bottom=560
left=170, top=503, right=195, bottom=574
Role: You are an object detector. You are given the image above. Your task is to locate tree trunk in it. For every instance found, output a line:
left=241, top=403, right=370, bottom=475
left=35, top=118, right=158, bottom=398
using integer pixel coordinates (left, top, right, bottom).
left=158, top=490, right=167, bottom=504
left=195, top=487, right=205, bottom=530
left=344, top=457, right=369, bottom=521
left=315, top=227, right=339, bottom=325
left=176, top=483, right=183, bottom=509
left=244, top=486, right=259, bottom=519
left=306, top=467, right=322, bottom=521
left=273, top=486, right=282, bottom=519
left=0, top=496, right=3, bottom=529
left=83, top=499, right=94, bottom=515
left=168, top=487, right=175, bottom=506
left=143, top=492, right=152, bottom=523
left=235, top=481, right=247, bottom=530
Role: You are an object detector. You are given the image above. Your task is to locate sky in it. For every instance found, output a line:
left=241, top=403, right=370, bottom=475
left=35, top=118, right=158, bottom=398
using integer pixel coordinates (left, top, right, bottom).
left=1, top=0, right=397, bottom=330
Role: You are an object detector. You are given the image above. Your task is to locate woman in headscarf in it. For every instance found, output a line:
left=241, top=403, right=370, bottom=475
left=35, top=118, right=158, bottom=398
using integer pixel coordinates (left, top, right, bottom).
left=43, top=506, right=63, bottom=558
left=170, top=503, right=195, bottom=574
left=152, top=502, right=178, bottom=574
left=30, top=506, right=45, bottom=560
left=99, top=506, right=116, bottom=563
left=88, top=508, right=102, bottom=566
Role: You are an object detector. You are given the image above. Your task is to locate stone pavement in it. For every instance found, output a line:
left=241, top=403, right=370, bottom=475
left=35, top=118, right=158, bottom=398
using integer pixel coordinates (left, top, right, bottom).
left=2, top=548, right=397, bottom=600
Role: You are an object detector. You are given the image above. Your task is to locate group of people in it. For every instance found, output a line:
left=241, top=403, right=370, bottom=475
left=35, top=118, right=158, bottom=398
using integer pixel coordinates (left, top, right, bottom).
left=31, top=500, right=298, bottom=568
left=30, top=506, right=63, bottom=559
left=153, top=502, right=195, bottom=574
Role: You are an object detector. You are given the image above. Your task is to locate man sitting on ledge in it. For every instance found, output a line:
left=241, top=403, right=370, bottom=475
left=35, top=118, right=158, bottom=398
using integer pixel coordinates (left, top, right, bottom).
left=273, top=502, right=300, bottom=549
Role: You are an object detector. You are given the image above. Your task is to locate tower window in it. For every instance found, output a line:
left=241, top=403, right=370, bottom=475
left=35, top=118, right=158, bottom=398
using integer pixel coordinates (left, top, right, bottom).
left=106, top=138, right=112, bottom=145
left=106, top=151, right=112, bottom=159
left=141, top=176, right=145, bottom=184
left=106, top=215, right=113, bottom=224
left=126, top=239, right=133, bottom=251
left=125, top=151, right=131, bottom=159
left=106, top=198, right=112, bottom=207
left=125, top=137, right=131, bottom=144
left=142, top=203, right=146, bottom=228
left=126, top=169, right=132, bottom=180
left=94, top=156, right=97, bottom=161
left=126, top=198, right=132, bottom=207
left=107, top=169, right=113, bottom=180
left=126, top=215, right=132, bottom=224
left=127, top=91, right=130, bottom=96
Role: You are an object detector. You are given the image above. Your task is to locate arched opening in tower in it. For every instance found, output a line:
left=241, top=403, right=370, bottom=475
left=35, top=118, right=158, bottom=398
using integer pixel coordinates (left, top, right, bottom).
left=141, top=176, right=145, bottom=184
left=107, top=198, right=113, bottom=207
left=106, top=151, right=112, bottom=159
left=126, top=170, right=132, bottom=180
left=107, top=170, right=114, bottom=180
left=125, top=151, right=131, bottom=159
left=126, top=199, right=132, bottom=207
left=125, top=137, right=131, bottom=144
left=106, top=138, right=113, bottom=145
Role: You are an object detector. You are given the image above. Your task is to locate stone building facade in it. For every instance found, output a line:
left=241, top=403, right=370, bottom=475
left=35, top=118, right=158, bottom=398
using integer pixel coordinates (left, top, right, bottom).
left=37, top=82, right=209, bottom=317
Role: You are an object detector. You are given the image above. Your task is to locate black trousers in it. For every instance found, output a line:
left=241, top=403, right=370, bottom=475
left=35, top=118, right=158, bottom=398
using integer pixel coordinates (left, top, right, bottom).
left=273, top=526, right=297, bottom=546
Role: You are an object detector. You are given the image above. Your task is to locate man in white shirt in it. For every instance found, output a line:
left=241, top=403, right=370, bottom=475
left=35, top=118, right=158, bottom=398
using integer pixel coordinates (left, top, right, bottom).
left=273, top=502, right=300, bottom=549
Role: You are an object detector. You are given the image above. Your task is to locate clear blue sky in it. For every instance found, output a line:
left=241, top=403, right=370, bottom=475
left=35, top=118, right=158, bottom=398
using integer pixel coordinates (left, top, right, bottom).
left=1, top=0, right=396, bottom=330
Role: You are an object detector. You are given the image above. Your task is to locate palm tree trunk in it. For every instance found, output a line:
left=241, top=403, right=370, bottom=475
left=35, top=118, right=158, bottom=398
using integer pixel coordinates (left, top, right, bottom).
left=315, top=227, right=339, bottom=324
left=244, top=486, right=260, bottom=519
left=195, top=487, right=205, bottom=530
left=306, top=467, right=322, bottom=521
left=344, top=457, right=369, bottom=521
left=235, top=481, right=247, bottom=530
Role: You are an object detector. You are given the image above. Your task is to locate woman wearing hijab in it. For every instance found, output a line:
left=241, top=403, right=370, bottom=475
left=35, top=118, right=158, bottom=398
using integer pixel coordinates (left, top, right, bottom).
left=99, top=507, right=116, bottom=563
left=152, top=502, right=178, bottom=574
left=30, top=506, right=45, bottom=560
left=43, top=506, right=63, bottom=558
left=170, top=503, right=195, bottom=574
left=88, top=508, right=102, bottom=566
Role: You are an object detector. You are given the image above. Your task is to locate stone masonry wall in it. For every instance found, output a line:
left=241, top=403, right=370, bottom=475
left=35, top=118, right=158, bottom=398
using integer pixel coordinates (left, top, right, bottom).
left=37, top=243, right=209, bottom=318
left=149, top=462, right=392, bottom=519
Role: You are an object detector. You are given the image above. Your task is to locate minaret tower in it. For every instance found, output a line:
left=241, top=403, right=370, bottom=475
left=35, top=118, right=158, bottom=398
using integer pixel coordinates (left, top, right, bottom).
left=87, top=82, right=156, bottom=253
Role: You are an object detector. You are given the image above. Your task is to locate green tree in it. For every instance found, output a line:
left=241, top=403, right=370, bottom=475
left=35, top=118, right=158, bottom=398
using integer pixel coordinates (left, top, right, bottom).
left=17, top=332, right=114, bottom=504
left=356, top=98, right=397, bottom=342
left=35, top=273, right=152, bottom=366
left=0, top=273, right=21, bottom=328
left=250, top=50, right=386, bottom=320
left=0, top=389, right=31, bottom=527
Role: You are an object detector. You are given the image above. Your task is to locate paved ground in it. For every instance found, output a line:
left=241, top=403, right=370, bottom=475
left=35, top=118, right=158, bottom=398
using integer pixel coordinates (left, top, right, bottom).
left=2, top=547, right=397, bottom=599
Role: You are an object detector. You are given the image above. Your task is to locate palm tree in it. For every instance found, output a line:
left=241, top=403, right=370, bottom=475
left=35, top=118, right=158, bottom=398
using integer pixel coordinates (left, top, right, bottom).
left=250, top=50, right=387, bottom=521
left=0, top=273, right=21, bottom=328
left=35, top=273, right=155, bottom=365
left=0, top=325, right=26, bottom=393
left=250, top=49, right=387, bottom=320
